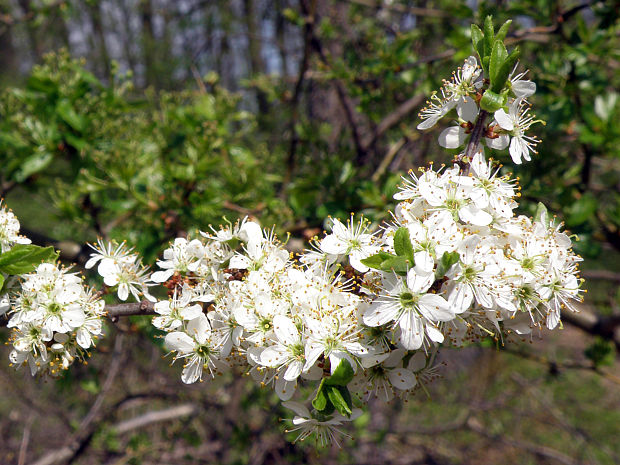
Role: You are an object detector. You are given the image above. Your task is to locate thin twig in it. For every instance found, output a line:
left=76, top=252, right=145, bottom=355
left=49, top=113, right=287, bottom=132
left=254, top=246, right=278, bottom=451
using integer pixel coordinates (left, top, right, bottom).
left=18, top=414, right=34, bottom=465
left=462, top=110, right=488, bottom=164
left=114, top=404, right=198, bottom=434
left=371, top=138, right=407, bottom=182
left=361, top=95, right=425, bottom=151
left=105, top=300, right=156, bottom=321
left=281, top=0, right=316, bottom=196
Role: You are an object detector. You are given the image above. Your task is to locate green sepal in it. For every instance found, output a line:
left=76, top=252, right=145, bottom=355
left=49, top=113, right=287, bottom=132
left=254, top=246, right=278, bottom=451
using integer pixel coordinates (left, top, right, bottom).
left=393, top=227, right=414, bottom=263
left=0, top=245, right=59, bottom=275
left=435, top=251, right=460, bottom=279
left=479, top=89, right=507, bottom=112
left=325, top=359, right=355, bottom=386
left=489, top=39, right=508, bottom=89
left=495, top=19, right=512, bottom=43
left=492, top=47, right=520, bottom=94
left=326, top=385, right=353, bottom=418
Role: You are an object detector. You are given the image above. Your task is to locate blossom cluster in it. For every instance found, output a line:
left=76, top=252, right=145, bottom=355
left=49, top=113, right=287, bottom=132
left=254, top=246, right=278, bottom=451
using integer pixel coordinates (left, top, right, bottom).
left=6, top=263, right=105, bottom=376
left=418, top=55, right=541, bottom=164
left=144, top=147, right=581, bottom=442
left=85, top=238, right=154, bottom=302
left=0, top=200, right=31, bottom=253
left=0, top=202, right=105, bottom=376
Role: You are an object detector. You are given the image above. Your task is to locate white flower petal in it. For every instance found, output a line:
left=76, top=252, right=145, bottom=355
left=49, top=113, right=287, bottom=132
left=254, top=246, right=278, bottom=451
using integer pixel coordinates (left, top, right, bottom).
left=457, top=97, right=478, bottom=122
left=320, top=235, right=348, bottom=255
left=418, top=294, right=453, bottom=322
left=413, top=251, right=434, bottom=275
left=181, top=358, right=202, bottom=384
left=425, top=324, right=444, bottom=343
left=283, top=360, right=304, bottom=381
left=399, top=311, right=423, bottom=350
left=275, top=376, right=296, bottom=401
left=486, top=133, right=509, bottom=150
left=388, top=368, right=417, bottom=390
left=494, top=109, right=514, bottom=131
left=512, top=80, right=536, bottom=98
left=438, top=126, right=466, bottom=149
left=458, top=204, right=493, bottom=226
left=165, top=332, right=195, bottom=353
left=273, top=315, right=299, bottom=346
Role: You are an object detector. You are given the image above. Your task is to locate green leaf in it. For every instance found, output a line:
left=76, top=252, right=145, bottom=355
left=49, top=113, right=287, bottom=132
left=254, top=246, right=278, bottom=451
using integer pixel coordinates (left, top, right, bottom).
left=360, top=251, right=395, bottom=270
left=566, top=193, right=598, bottom=227
left=483, top=16, right=495, bottom=59
left=325, top=359, right=355, bottom=386
left=15, top=152, right=54, bottom=182
left=312, top=379, right=329, bottom=411
left=56, top=99, right=85, bottom=132
left=0, top=274, right=4, bottom=293
left=0, top=245, right=58, bottom=275
left=65, top=133, right=88, bottom=151
left=393, top=227, right=414, bottom=262
left=326, top=385, right=353, bottom=418
left=435, top=251, right=460, bottom=278
left=479, top=89, right=506, bottom=112
left=534, top=202, right=548, bottom=223
left=492, top=47, right=520, bottom=94
left=482, top=56, right=490, bottom=74
left=471, top=24, right=485, bottom=61
left=489, top=39, right=508, bottom=87
left=380, top=255, right=410, bottom=276
left=495, top=19, right=512, bottom=43
left=584, top=337, right=615, bottom=367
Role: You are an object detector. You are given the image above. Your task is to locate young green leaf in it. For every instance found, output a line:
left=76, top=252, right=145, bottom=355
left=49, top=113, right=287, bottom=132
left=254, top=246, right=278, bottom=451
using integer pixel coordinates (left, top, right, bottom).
left=493, top=47, right=520, bottom=94
left=479, top=89, right=506, bottom=112
left=325, top=359, right=355, bottom=386
left=483, top=16, right=495, bottom=59
left=361, top=251, right=396, bottom=270
left=380, top=255, right=410, bottom=276
left=489, top=39, right=508, bottom=88
left=312, top=379, right=329, bottom=411
left=495, top=19, right=512, bottom=43
left=0, top=245, right=59, bottom=275
left=393, top=227, right=414, bottom=262
left=471, top=24, right=485, bottom=61
left=326, top=385, right=353, bottom=418
left=435, top=251, right=460, bottom=278
left=534, top=201, right=548, bottom=223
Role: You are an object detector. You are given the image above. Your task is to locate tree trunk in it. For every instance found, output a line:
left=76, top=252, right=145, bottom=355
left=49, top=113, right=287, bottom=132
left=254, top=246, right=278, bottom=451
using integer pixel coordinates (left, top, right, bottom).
left=139, top=0, right=157, bottom=88
left=243, top=0, right=269, bottom=114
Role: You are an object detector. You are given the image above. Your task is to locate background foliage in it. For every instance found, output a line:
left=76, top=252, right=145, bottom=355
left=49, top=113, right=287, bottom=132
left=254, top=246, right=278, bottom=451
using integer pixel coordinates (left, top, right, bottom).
left=1, top=1, right=619, bottom=464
